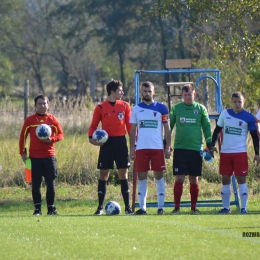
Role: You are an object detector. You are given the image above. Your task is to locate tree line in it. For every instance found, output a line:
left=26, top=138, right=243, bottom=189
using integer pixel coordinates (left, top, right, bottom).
left=0, top=0, right=260, bottom=110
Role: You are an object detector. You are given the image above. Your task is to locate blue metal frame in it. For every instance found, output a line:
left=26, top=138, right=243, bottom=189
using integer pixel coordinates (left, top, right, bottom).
left=134, top=69, right=223, bottom=112
left=133, top=68, right=240, bottom=210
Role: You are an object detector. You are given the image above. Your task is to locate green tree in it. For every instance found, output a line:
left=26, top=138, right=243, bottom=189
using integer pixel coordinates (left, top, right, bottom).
left=47, top=0, right=95, bottom=95
left=0, top=0, right=53, bottom=94
left=0, top=53, right=14, bottom=96
left=155, top=0, right=260, bottom=58
left=86, top=0, right=145, bottom=92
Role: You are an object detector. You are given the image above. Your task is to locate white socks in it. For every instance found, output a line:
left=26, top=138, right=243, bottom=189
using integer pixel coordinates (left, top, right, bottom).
left=239, top=183, right=248, bottom=209
left=156, top=178, right=165, bottom=209
left=221, top=184, right=231, bottom=209
left=138, top=179, right=147, bottom=211
left=138, top=178, right=166, bottom=210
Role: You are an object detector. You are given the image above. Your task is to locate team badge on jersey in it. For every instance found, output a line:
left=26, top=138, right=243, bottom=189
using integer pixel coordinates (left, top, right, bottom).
left=118, top=112, right=124, bottom=120
left=180, top=117, right=185, bottom=123
left=194, top=110, right=198, bottom=115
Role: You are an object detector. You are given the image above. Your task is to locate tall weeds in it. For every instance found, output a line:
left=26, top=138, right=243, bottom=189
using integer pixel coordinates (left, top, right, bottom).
left=0, top=96, right=260, bottom=193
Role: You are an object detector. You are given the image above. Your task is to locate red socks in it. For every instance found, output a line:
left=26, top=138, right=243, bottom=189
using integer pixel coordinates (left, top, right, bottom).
left=173, top=181, right=183, bottom=210
left=174, top=182, right=199, bottom=210
left=190, top=183, right=199, bottom=210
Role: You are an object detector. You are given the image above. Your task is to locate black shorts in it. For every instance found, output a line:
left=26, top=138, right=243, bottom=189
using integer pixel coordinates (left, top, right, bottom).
left=173, top=149, right=202, bottom=176
left=31, top=156, right=58, bottom=182
left=97, top=136, right=130, bottom=170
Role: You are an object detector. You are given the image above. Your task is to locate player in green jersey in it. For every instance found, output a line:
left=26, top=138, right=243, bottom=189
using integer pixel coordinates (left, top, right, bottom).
left=170, top=84, right=213, bottom=214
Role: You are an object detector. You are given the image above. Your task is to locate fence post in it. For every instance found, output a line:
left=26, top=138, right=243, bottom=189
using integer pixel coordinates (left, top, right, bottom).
left=90, top=63, right=96, bottom=101
left=24, top=79, right=29, bottom=120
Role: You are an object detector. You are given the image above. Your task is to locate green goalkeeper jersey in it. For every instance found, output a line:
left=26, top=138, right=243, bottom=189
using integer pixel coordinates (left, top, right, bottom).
left=170, top=101, right=212, bottom=151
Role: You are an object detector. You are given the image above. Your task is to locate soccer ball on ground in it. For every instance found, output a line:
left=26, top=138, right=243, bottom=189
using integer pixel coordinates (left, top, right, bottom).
left=92, top=129, right=108, bottom=143
left=105, top=201, right=121, bottom=215
left=36, top=124, right=52, bottom=140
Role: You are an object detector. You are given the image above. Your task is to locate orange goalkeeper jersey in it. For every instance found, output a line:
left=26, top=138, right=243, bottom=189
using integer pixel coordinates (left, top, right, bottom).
left=19, top=113, right=64, bottom=158
left=88, top=100, right=131, bottom=137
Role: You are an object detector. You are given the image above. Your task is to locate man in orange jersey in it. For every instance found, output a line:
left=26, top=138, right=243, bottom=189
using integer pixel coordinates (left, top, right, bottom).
left=88, top=80, right=133, bottom=215
left=19, top=95, right=64, bottom=216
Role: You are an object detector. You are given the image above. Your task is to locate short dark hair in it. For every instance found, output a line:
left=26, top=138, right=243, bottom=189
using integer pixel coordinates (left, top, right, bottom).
left=141, top=81, right=154, bottom=88
left=34, top=94, right=49, bottom=105
left=182, top=83, right=194, bottom=92
left=106, top=80, right=123, bottom=96
left=231, top=91, right=244, bottom=99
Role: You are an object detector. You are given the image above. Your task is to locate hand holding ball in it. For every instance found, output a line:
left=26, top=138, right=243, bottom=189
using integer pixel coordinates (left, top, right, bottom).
left=92, top=129, right=108, bottom=143
left=36, top=124, right=52, bottom=140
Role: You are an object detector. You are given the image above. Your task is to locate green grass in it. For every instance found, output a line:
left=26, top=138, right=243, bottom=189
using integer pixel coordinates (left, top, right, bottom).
left=1, top=214, right=260, bottom=260
left=1, top=185, right=260, bottom=259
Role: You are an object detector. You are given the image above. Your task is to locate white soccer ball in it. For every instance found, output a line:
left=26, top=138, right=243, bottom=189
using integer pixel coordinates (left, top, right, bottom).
left=105, top=201, right=121, bottom=215
left=92, top=129, right=108, bottom=143
left=36, top=124, right=52, bottom=140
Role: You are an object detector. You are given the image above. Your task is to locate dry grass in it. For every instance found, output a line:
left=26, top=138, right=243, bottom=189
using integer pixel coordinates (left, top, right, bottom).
left=0, top=96, right=260, bottom=196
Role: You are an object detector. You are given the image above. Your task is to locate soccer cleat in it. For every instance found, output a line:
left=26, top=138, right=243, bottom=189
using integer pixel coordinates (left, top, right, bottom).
left=33, top=209, right=42, bottom=216
left=218, top=208, right=231, bottom=214
left=94, top=207, right=104, bottom=216
left=171, top=209, right=180, bottom=215
left=240, top=208, right=248, bottom=214
left=47, top=207, right=59, bottom=215
left=135, top=209, right=147, bottom=215
left=157, top=209, right=165, bottom=215
left=125, top=206, right=134, bottom=215
left=191, top=209, right=200, bottom=215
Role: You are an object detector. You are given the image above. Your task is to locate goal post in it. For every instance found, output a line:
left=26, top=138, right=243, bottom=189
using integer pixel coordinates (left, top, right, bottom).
left=131, top=68, right=240, bottom=212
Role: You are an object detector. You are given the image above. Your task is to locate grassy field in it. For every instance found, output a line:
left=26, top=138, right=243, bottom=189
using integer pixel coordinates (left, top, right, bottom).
left=1, top=97, right=260, bottom=259
left=0, top=185, right=260, bottom=260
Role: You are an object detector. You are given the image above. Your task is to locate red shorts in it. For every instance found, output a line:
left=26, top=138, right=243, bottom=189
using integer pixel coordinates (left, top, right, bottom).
left=135, top=149, right=166, bottom=172
left=219, top=152, right=248, bottom=176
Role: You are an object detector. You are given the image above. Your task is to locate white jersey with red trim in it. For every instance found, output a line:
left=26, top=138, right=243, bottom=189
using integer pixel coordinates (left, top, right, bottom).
left=218, top=109, right=257, bottom=153
left=130, top=101, right=169, bottom=150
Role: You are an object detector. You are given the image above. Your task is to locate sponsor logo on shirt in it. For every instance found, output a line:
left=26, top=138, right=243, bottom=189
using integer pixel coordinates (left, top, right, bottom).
left=139, top=120, right=158, bottom=128
left=180, top=117, right=196, bottom=123
left=225, top=126, right=242, bottom=135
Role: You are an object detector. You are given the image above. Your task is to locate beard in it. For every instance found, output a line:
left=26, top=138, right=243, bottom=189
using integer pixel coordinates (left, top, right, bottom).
left=142, top=96, right=151, bottom=102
